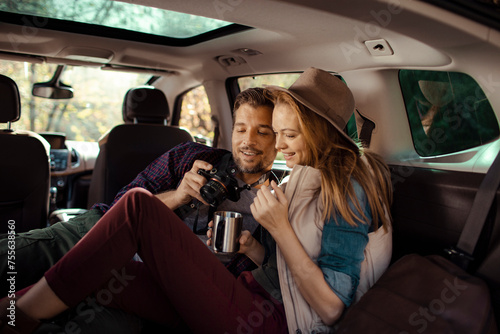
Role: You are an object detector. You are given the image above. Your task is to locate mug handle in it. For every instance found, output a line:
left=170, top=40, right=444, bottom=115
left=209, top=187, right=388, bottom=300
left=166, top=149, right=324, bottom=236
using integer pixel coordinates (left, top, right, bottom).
left=215, top=219, right=225, bottom=251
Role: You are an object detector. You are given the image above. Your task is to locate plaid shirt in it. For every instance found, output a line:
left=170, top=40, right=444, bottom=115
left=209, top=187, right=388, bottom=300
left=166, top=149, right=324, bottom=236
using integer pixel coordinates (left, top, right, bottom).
left=91, top=141, right=229, bottom=213
left=91, top=141, right=255, bottom=276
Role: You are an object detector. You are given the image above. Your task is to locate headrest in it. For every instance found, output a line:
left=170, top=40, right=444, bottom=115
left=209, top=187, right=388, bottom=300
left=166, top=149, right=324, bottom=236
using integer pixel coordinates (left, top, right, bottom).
left=122, top=87, right=170, bottom=124
left=0, top=74, right=21, bottom=123
left=418, top=80, right=453, bottom=107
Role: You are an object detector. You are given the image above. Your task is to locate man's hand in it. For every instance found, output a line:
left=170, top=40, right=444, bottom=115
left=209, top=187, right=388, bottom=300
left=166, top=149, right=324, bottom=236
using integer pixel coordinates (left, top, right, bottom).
left=156, top=160, right=212, bottom=209
left=206, top=222, right=265, bottom=266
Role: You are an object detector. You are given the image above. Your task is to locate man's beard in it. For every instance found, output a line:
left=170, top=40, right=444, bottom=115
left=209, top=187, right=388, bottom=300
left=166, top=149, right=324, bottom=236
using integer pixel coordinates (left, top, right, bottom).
left=233, top=147, right=277, bottom=174
left=234, top=155, right=267, bottom=174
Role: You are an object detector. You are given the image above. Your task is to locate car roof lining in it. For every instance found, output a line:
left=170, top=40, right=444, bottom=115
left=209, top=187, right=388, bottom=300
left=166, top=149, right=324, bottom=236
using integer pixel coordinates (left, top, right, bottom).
left=0, top=0, right=495, bottom=81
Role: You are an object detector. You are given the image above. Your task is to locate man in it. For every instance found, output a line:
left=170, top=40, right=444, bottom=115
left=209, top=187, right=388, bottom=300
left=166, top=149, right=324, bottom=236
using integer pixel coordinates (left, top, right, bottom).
left=0, top=87, right=277, bottom=332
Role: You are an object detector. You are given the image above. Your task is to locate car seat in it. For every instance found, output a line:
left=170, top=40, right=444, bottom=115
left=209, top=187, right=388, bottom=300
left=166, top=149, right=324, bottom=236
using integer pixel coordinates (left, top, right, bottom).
left=0, top=74, right=51, bottom=233
left=86, top=86, right=194, bottom=207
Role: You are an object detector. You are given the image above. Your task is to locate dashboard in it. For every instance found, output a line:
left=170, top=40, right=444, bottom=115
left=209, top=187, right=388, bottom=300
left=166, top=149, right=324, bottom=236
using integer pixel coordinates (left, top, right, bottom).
left=40, top=132, right=74, bottom=173
left=39, top=132, right=99, bottom=209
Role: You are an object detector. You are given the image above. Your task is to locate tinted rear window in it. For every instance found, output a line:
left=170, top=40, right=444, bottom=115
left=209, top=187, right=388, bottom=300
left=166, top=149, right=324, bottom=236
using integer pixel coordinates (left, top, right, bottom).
left=399, top=70, right=499, bottom=157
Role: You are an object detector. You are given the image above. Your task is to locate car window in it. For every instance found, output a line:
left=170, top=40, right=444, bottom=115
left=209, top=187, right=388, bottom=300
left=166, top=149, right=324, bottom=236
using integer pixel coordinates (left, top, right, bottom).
left=238, top=74, right=302, bottom=91
left=0, top=60, right=150, bottom=142
left=179, top=85, right=213, bottom=146
left=400, top=70, right=499, bottom=157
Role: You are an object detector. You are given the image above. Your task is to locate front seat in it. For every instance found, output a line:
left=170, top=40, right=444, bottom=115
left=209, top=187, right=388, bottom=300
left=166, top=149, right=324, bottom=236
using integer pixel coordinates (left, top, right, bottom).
left=87, top=86, right=194, bottom=207
left=0, top=74, right=51, bottom=233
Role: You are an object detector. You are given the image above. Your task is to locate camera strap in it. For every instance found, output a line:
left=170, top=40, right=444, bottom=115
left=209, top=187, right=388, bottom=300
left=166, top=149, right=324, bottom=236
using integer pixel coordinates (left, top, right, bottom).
left=248, top=170, right=275, bottom=188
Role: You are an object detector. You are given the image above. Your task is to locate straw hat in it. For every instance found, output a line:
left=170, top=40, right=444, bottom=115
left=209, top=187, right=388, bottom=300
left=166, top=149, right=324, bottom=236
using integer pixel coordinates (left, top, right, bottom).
left=268, top=67, right=356, bottom=147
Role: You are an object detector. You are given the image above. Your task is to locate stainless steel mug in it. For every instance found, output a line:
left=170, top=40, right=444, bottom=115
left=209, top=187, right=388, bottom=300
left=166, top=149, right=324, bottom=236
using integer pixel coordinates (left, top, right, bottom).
left=212, top=211, right=243, bottom=254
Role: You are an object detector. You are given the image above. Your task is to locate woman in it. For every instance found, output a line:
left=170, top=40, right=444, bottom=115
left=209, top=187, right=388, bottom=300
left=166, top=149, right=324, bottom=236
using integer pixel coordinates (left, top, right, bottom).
left=0, top=68, right=391, bottom=334
left=244, top=68, right=393, bottom=332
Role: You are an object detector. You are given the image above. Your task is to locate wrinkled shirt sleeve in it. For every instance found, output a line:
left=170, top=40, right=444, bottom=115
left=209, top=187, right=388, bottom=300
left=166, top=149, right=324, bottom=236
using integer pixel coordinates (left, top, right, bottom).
left=317, top=180, right=371, bottom=307
left=91, top=141, right=229, bottom=213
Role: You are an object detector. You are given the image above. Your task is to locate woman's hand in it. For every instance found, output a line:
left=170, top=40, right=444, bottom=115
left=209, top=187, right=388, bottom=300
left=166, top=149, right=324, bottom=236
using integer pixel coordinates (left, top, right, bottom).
left=238, top=230, right=256, bottom=254
left=250, top=180, right=289, bottom=234
left=238, top=230, right=265, bottom=266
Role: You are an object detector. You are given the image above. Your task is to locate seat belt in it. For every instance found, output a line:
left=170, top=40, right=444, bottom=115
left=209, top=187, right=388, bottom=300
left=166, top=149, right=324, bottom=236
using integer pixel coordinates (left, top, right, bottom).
left=355, top=109, right=376, bottom=148
left=211, top=115, right=220, bottom=148
left=447, top=149, right=500, bottom=271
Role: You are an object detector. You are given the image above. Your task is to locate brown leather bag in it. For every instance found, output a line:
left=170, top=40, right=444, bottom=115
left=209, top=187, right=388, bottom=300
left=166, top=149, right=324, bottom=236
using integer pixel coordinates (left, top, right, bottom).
left=336, top=254, right=497, bottom=334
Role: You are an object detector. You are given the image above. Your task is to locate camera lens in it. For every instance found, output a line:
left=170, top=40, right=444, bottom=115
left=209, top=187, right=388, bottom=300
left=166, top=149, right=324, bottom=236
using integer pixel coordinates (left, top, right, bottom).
left=200, top=178, right=228, bottom=207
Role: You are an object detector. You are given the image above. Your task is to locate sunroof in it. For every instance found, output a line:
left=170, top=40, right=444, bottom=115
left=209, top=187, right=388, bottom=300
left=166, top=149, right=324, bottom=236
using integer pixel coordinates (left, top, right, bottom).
left=0, top=0, right=249, bottom=44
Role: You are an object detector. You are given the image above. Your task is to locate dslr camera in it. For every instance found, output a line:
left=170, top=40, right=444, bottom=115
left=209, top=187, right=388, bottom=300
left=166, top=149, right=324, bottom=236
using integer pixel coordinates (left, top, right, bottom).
left=197, top=165, right=250, bottom=207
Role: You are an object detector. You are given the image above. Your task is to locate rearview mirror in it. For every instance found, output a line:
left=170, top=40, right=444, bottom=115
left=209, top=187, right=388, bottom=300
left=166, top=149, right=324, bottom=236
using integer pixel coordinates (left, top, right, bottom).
left=32, top=65, right=74, bottom=99
left=32, top=83, right=74, bottom=99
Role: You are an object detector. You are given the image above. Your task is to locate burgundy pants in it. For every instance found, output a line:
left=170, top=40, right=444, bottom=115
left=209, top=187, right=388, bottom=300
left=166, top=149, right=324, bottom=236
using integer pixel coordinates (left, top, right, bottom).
left=44, top=188, right=286, bottom=334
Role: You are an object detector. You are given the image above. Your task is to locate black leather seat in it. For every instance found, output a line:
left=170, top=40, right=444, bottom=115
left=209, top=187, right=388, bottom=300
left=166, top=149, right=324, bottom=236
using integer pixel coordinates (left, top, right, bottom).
left=86, top=86, right=194, bottom=207
left=0, top=74, right=51, bottom=233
